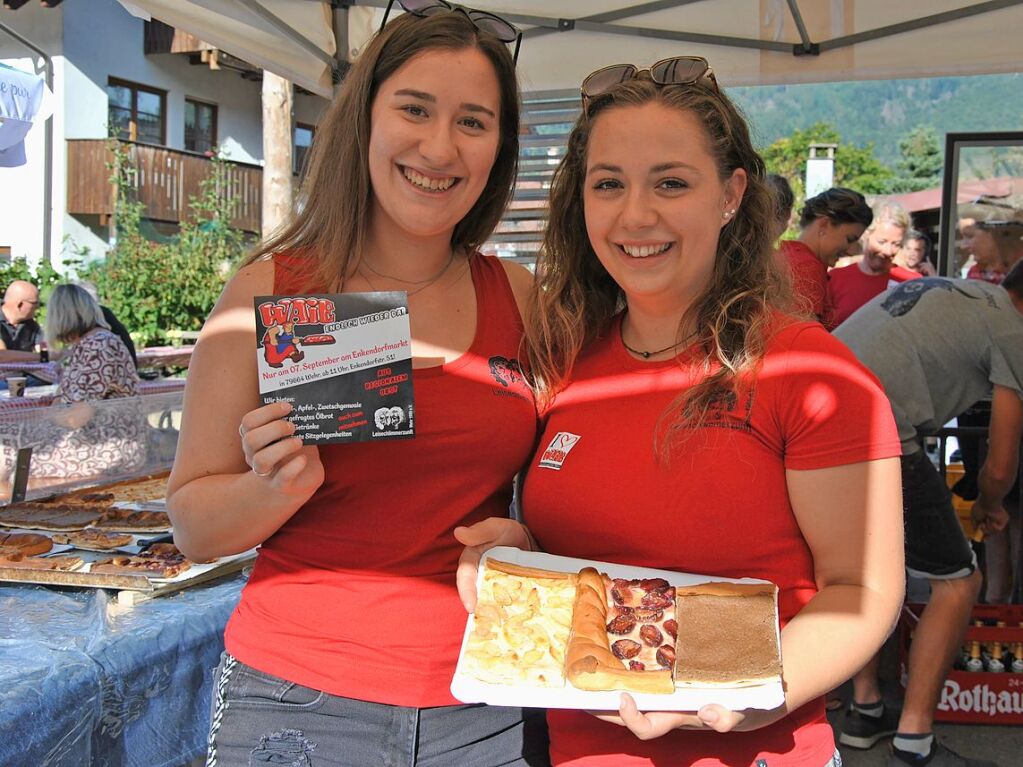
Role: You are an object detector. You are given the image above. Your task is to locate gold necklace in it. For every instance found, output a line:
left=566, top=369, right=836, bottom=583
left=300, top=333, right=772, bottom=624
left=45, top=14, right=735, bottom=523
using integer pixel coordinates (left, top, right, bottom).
left=620, top=321, right=698, bottom=359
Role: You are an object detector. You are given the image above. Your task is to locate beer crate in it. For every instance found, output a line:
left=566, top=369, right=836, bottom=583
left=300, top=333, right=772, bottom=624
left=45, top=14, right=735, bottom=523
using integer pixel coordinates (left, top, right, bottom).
left=899, top=603, right=1023, bottom=724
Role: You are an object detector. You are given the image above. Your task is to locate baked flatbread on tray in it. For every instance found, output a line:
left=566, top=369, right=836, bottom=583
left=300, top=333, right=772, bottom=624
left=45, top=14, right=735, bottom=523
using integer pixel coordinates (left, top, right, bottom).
left=91, top=508, right=170, bottom=533
left=0, top=532, right=53, bottom=557
left=0, top=553, right=84, bottom=571
left=90, top=553, right=190, bottom=579
left=0, top=504, right=170, bottom=533
left=50, top=529, right=134, bottom=551
left=1, top=473, right=171, bottom=533
left=0, top=504, right=106, bottom=531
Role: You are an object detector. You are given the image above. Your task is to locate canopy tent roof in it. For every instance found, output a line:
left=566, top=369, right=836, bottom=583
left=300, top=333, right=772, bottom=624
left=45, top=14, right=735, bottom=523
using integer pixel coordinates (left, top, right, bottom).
left=119, top=0, right=1023, bottom=98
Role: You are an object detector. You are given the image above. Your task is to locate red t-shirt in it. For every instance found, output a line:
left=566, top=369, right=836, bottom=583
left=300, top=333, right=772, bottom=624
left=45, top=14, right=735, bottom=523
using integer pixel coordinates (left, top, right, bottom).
left=966, top=264, right=1005, bottom=284
left=225, top=252, right=538, bottom=707
left=522, top=316, right=901, bottom=767
left=826, top=263, right=920, bottom=328
left=779, top=240, right=830, bottom=326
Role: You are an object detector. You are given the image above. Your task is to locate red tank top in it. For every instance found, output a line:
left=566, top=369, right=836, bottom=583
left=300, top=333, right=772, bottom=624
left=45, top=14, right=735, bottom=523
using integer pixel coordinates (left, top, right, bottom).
left=225, top=252, right=538, bottom=707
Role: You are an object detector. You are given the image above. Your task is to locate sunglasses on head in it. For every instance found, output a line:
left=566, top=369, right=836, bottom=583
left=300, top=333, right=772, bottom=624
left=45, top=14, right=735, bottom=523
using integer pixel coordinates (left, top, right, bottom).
left=581, top=56, right=718, bottom=105
left=380, top=0, right=522, bottom=65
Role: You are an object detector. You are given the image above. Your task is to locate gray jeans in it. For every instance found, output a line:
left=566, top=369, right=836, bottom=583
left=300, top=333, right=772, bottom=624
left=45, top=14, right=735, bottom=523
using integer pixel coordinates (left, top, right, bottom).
left=206, top=653, right=550, bottom=767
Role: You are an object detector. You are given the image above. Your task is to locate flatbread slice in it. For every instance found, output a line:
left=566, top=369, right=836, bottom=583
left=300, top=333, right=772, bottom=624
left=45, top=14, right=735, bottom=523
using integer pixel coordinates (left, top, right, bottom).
left=0, top=505, right=104, bottom=531
left=51, top=529, right=134, bottom=551
left=673, top=582, right=782, bottom=687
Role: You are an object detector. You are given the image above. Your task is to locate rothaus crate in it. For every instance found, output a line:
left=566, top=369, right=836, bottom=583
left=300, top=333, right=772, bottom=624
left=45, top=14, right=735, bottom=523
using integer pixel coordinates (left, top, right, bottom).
left=899, top=604, right=1023, bottom=724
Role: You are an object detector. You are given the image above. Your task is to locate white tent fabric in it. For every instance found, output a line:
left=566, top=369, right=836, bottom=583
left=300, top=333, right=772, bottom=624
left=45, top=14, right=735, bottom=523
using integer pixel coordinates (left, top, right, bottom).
left=0, top=63, right=52, bottom=168
left=119, top=0, right=338, bottom=97
left=118, top=0, right=1023, bottom=97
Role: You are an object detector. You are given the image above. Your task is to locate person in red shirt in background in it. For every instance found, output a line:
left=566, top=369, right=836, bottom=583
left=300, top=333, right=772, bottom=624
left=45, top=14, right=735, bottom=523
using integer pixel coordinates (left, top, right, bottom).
left=778, top=187, right=873, bottom=327
left=827, top=202, right=920, bottom=328
left=962, top=215, right=1023, bottom=284
left=457, top=56, right=905, bottom=767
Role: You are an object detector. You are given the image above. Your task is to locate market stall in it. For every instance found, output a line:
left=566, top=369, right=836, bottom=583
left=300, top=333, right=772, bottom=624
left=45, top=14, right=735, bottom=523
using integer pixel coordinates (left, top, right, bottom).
left=0, top=573, right=244, bottom=767
left=0, top=387, right=250, bottom=766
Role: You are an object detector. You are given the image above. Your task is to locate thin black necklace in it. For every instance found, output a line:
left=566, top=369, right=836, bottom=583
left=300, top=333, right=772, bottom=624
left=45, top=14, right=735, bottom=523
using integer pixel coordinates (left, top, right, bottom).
left=620, top=320, right=698, bottom=359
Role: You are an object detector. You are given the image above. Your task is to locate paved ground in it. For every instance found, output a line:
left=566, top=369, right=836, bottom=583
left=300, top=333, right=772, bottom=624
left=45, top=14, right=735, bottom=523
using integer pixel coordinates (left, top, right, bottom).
left=827, top=636, right=1023, bottom=767
left=829, top=703, right=1023, bottom=767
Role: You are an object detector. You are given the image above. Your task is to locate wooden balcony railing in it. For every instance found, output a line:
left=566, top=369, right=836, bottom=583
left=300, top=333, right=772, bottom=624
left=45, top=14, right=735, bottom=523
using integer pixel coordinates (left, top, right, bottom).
left=66, top=139, right=262, bottom=233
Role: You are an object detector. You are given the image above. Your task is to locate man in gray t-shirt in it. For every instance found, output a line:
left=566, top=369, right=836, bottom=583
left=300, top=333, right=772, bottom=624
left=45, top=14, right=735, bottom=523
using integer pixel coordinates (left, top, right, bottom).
left=833, top=268, right=1023, bottom=767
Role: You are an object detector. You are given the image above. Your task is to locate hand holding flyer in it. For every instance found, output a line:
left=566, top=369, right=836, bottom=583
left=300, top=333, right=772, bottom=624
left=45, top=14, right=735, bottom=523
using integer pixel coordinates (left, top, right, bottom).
left=254, top=292, right=415, bottom=444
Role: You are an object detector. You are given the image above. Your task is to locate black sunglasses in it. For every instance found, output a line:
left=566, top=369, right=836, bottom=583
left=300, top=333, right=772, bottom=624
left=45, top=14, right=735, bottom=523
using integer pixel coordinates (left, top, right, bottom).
left=581, top=56, right=718, bottom=105
left=380, top=0, right=522, bottom=65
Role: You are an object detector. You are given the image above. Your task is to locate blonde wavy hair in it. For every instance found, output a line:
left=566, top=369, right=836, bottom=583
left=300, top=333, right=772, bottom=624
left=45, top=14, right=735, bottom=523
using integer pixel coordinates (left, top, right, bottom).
left=526, top=75, right=792, bottom=447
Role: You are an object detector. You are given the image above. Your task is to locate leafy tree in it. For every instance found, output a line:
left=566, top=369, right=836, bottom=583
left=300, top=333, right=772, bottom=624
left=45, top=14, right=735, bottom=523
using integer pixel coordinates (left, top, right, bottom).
left=78, top=142, right=247, bottom=346
left=0, top=253, right=69, bottom=328
left=761, top=122, right=895, bottom=205
left=884, top=126, right=943, bottom=193
left=0, top=257, right=63, bottom=299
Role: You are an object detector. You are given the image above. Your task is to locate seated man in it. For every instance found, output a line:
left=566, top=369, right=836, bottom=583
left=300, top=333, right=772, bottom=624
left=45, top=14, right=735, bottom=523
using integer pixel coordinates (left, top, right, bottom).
left=0, top=279, right=43, bottom=360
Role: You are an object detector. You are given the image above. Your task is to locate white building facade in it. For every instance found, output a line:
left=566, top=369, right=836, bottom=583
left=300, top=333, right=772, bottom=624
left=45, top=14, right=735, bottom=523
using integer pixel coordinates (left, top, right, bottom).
left=0, top=0, right=326, bottom=270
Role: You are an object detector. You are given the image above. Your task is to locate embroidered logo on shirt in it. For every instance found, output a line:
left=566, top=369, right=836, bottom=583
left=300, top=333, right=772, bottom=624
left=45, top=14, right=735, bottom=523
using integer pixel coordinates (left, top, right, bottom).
left=538, top=432, right=581, bottom=470
left=702, top=385, right=754, bottom=431
left=488, top=355, right=530, bottom=401
left=489, top=355, right=523, bottom=387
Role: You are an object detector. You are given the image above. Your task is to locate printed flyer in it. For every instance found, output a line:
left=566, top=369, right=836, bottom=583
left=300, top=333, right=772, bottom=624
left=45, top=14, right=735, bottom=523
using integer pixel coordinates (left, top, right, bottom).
left=254, top=292, right=414, bottom=444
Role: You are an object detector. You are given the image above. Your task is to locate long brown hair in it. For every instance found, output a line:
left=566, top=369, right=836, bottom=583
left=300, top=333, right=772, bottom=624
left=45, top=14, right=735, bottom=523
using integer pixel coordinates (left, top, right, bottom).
left=241, top=11, right=520, bottom=290
left=527, top=75, right=791, bottom=444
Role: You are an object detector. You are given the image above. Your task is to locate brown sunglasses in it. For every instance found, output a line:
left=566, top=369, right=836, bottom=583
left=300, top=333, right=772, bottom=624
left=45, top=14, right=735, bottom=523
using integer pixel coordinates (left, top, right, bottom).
left=581, top=56, right=718, bottom=105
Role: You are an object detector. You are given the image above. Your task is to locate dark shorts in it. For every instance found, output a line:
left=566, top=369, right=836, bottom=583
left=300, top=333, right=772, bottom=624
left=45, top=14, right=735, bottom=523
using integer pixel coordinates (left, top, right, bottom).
left=901, top=449, right=977, bottom=580
left=206, top=653, right=551, bottom=767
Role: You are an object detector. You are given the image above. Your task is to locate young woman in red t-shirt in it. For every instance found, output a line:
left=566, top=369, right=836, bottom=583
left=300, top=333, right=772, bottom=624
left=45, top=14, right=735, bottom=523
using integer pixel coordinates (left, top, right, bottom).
left=168, top=5, right=548, bottom=766
left=778, top=187, right=874, bottom=328
left=458, top=57, right=905, bottom=767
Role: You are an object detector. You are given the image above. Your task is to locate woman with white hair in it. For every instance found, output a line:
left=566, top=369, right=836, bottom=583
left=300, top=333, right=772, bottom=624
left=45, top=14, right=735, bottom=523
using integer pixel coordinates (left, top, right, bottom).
left=0, top=284, right=143, bottom=481
left=47, top=283, right=139, bottom=404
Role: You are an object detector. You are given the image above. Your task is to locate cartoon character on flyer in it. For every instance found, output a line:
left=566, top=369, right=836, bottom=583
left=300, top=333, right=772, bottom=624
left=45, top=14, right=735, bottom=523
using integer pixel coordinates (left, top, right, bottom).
left=262, top=320, right=306, bottom=368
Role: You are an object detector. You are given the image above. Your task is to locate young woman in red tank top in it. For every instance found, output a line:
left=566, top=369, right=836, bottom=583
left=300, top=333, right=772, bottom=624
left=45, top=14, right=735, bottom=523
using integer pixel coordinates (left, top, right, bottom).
left=168, top=5, right=546, bottom=766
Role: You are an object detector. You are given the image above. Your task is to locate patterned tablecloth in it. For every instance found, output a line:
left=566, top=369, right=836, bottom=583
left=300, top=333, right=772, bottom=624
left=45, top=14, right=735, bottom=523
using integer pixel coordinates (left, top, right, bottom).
left=0, top=347, right=194, bottom=383
left=0, top=572, right=246, bottom=767
left=0, top=379, right=186, bottom=414
left=0, top=361, right=61, bottom=384
left=135, top=346, right=195, bottom=371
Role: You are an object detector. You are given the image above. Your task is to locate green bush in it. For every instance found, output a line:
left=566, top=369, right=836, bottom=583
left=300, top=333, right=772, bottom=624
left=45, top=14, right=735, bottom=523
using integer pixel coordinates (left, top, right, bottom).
left=78, top=143, right=248, bottom=347
left=0, top=256, right=64, bottom=325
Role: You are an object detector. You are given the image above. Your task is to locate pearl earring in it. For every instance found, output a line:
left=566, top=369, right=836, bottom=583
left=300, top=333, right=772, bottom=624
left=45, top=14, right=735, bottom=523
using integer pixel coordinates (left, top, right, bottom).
left=722, top=208, right=736, bottom=219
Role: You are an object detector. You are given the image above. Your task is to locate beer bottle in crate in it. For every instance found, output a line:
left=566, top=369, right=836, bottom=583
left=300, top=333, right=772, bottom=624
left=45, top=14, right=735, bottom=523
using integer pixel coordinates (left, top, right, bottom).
left=1013, top=623, right=1023, bottom=674
left=966, top=639, right=984, bottom=672
left=1011, top=641, right=1023, bottom=674
left=956, top=642, right=970, bottom=670
left=984, top=621, right=1006, bottom=672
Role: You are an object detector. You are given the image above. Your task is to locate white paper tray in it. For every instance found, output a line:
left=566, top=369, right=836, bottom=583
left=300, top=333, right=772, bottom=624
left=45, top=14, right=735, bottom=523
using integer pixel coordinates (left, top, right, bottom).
left=450, top=547, right=785, bottom=712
